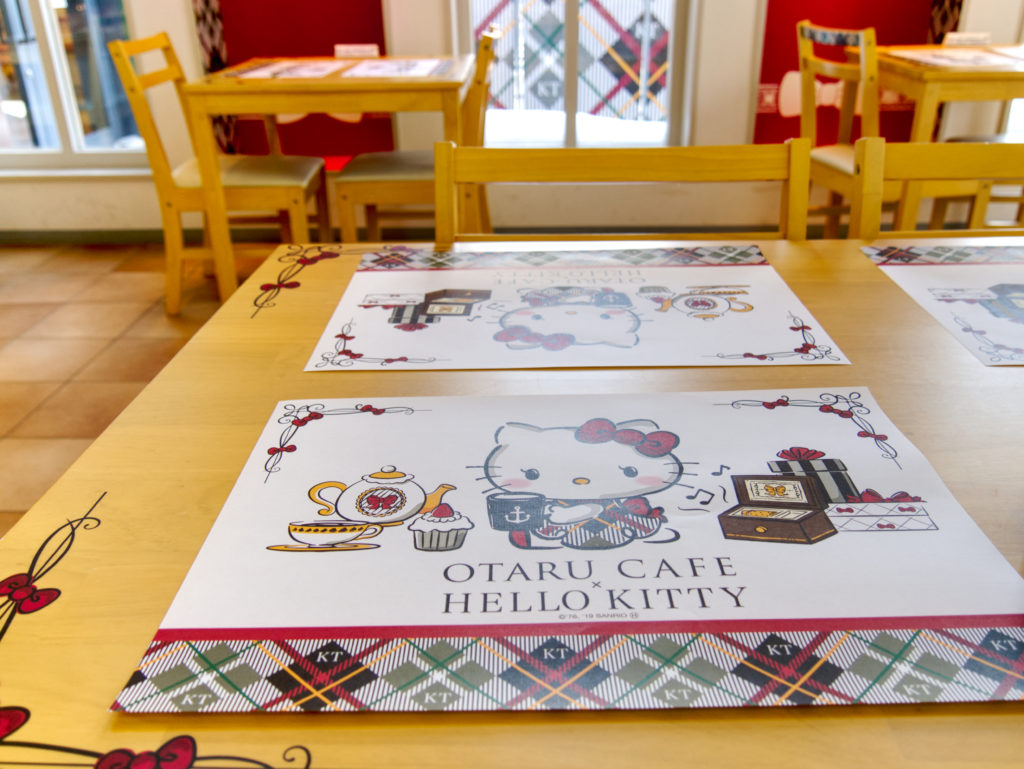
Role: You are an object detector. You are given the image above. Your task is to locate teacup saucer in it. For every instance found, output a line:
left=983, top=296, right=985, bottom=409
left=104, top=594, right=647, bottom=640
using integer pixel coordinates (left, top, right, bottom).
left=267, top=542, right=380, bottom=552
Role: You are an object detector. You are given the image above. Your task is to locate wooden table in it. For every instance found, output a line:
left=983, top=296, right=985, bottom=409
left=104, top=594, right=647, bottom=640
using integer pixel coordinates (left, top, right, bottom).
left=183, top=56, right=475, bottom=304
left=876, top=45, right=1024, bottom=142
left=1, top=239, right=1021, bottom=766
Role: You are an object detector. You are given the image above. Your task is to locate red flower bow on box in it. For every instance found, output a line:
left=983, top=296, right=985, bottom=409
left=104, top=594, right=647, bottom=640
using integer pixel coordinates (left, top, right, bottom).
left=847, top=489, right=923, bottom=503
left=776, top=447, right=825, bottom=460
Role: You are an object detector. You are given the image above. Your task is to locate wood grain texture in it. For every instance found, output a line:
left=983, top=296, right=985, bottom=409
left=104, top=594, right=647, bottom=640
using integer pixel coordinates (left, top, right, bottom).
left=0, top=238, right=1021, bottom=763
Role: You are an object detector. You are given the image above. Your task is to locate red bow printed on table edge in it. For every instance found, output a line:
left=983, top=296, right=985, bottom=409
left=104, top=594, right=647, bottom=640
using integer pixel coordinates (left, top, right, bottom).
left=575, top=418, right=679, bottom=457
left=777, top=447, right=825, bottom=461
left=0, top=573, right=59, bottom=614
left=494, top=325, right=574, bottom=351
left=847, top=489, right=923, bottom=503
left=0, top=706, right=29, bottom=739
left=95, top=736, right=196, bottom=769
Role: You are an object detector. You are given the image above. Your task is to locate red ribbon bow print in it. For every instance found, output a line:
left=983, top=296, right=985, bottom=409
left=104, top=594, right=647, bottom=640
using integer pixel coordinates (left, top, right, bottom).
left=494, top=326, right=574, bottom=351
left=365, top=494, right=400, bottom=510
left=0, top=573, right=59, bottom=614
left=777, top=447, right=825, bottom=461
left=260, top=281, right=300, bottom=291
left=95, top=736, right=197, bottom=769
left=575, top=418, right=679, bottom=457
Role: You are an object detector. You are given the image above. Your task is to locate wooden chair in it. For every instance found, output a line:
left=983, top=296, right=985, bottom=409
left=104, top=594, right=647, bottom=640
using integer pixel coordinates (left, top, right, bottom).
left=848, top=137, right=1024, bottom=238
left=432, top=139, right=812, bottom=248
left=796, top=19, right=980, bottom=237
left=334, top=28, right=500, bottom=242
left=108, top=32, right=330, bottom=314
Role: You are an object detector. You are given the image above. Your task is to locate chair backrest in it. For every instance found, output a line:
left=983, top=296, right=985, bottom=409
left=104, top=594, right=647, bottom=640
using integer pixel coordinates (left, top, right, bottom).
left=849, top=136, right=1024, bottom=238
left=108, top=32, right=189, bottom=202
left=796, top=19, right=879, bottom=147
left=460, top=27, right=500, bottom=147
left=433, top=138, right=811, bottom=246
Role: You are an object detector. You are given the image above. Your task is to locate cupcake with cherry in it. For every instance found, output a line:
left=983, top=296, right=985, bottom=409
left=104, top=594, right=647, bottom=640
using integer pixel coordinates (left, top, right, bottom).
left=408, top=503, right=474, bottom=551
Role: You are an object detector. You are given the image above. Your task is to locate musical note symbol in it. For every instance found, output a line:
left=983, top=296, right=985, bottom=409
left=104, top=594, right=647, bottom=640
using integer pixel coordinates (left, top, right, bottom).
left=711, top=464, right=730, bottom=476
left=685, top=488, right=714, bottom=505
left=763, top=485, right=787, bottom=497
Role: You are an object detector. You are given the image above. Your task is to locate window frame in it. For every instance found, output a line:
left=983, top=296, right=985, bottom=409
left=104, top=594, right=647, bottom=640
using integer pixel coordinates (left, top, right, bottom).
left=454, top=0, right=695, bottom=148
left=0, top=0, right=147, bottom=174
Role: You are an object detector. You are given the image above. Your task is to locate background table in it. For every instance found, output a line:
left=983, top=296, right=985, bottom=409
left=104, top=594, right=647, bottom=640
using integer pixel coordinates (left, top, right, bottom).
left=876, top=45, right=1024, bottom=142
left=184, top=55, right=474, bottom=303
left=0, top=239, right=1021, bottom=766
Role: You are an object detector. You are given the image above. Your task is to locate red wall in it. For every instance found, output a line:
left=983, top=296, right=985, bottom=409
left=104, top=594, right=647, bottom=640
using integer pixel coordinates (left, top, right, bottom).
left=753, top=0, right=935, bottom=144
left=218, top=0, right=394, bottom=160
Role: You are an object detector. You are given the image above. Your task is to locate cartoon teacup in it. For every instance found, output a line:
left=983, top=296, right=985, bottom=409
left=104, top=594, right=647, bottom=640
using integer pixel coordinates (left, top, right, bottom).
left=288, top=521, right=383, bottom=547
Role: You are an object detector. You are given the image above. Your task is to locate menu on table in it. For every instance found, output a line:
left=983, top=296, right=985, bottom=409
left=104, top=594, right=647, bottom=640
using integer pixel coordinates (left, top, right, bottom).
left=298, top=245, right=849, bottom=371
left=865, top=244, right=1024, bottom=365
left=114, top=387, right=1024, bottom=714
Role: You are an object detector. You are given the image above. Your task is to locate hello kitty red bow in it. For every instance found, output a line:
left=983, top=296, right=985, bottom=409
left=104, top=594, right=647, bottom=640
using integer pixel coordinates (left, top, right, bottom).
left=494, top=326, right=573, bottom=351
left=575, top=418, right=679, bottom=457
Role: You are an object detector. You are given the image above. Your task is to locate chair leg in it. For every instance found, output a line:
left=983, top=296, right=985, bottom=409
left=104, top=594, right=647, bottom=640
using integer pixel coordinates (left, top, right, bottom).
left=279, top=210, right=293, bottom=242
left=314, top=170, right=331, bottom=241
left=337, top=192, right=360, bottom=242
left=897, top=182, right=924, bottom=231
left=824, top=192, right=842, bottom=238
left=286, top=196, right=309, bottom=243
left=477, top=184, right=492, bottom=234
left=365, top=204, right=382, bottom=241
left=967, top=181, right=993, bottom=229
left=929, top=198, right=950, bottom=230
left=161, top=207, right=186, bottom=316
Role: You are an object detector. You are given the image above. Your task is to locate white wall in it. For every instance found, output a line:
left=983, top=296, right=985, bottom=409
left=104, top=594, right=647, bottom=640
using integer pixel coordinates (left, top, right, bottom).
left=3, top=0, right=1024, bottom=234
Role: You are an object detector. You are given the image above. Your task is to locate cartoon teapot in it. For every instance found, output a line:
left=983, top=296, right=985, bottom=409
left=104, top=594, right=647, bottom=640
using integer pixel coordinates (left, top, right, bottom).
left=308, top=465, right=456, bottom=526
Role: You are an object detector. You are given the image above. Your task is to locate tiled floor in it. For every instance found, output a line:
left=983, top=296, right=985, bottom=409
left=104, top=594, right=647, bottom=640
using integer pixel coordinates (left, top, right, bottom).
left=0, top=243, right=258, bottom=538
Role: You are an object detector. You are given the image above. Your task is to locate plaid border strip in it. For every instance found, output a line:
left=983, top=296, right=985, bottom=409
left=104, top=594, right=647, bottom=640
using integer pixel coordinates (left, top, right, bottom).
left=112, top=626, right=1024, bottom=713
left=356, top=245, right=767, bottom=271
left=863, top=245, right=1024, bottom=266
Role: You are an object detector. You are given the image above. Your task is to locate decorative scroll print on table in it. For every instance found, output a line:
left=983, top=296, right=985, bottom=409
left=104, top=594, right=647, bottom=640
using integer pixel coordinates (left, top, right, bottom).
left=306, top=246, right=848, bottom=371
left=114, top=388, right=1024, bottom=713
left=0, top=705, right=312, bottom=767
left=251, top=245, right=365, bottom=317
left=864, top=245, right=1024, bottom=364
left=0, top=493, right=104, bottom=644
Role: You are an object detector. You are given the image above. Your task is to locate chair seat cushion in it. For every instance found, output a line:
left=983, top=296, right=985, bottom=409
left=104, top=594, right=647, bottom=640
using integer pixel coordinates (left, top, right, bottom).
left=810, top=144, right=854, bottom=174
left=172, top=154, right=324, bottom=189
left=335, top=149, right=435, bottom=183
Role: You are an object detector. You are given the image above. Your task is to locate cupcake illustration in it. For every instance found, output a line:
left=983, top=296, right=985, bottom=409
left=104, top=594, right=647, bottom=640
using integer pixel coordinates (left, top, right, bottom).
left=408, top=503, right=474, bottom=551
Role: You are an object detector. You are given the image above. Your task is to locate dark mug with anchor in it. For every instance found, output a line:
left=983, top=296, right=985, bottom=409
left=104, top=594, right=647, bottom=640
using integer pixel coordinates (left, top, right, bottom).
left=486, top=492, right=546, bottom=532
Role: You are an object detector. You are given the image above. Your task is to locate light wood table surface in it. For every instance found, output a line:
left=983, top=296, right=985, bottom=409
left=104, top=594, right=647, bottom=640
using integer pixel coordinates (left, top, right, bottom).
left=0, top=239, right=1021, bottom=766
left=183, top=55, right=474, bottom=304
left=876, top=45, right=1024, bottom=142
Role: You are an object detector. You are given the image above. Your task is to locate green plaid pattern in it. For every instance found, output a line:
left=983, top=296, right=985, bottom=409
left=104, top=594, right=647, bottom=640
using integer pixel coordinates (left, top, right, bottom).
left=112, top=625, right=1024, bottom=713
left=864, top=245, right=1024, bottom=265
left=358, top=245, right=767, bottom=271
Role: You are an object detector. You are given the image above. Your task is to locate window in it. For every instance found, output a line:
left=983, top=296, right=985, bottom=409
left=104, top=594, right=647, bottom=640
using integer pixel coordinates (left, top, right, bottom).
left=0, top=0, right=141, bottom=170
left=459, top=0, right=691, bottom=148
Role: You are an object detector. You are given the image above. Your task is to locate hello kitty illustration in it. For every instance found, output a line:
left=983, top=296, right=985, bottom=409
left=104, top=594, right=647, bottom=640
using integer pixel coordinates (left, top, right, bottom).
left=483, top=417, right=683, bottom=549
left=493, top=287, right=640, bottom=351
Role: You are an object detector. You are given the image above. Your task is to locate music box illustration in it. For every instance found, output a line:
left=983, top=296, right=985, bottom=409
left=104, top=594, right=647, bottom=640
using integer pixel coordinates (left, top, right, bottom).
left=719, top=475, right=837, bottom=544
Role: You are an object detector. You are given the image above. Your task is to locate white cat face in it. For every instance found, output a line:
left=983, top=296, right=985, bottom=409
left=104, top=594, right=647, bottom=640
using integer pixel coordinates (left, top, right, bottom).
left=495, top=305, right=640, bottom=350
left=484, top=420, right=682, bottom=501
